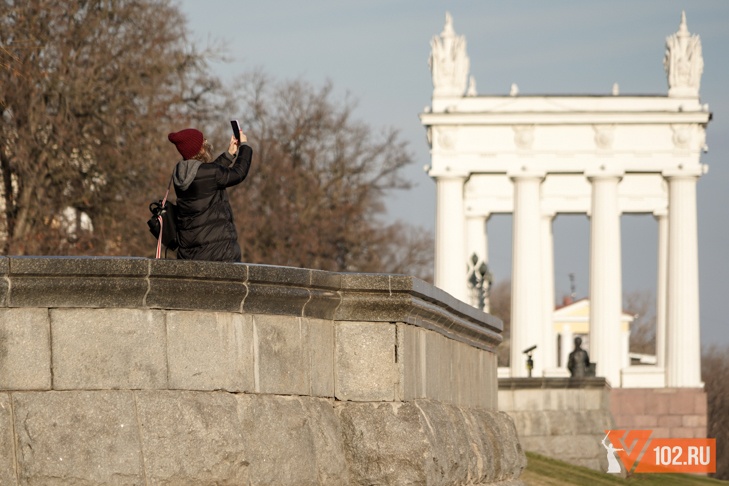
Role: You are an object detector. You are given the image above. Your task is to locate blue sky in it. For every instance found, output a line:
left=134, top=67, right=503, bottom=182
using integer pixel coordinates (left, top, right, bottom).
left=177, top=1, right=729, bottom=348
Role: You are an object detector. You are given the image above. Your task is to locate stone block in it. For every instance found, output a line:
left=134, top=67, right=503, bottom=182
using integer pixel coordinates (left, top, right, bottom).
left=136, top=390, right=249, bottom=485
left=336, top=401, right=428, bottom=485
left=658, top=415, right=683, bottom=428
left=147, top=259, right=247, bottom=312
left=167, top=311, right=254, bottom=392
left=413, top=400, right=472, bottom=484
left=244, top=283, right=311, bottom=316
left=425, top=329, right=453, bottom=403
left=0, top=393, right=16, bottom=485
left=463, top=408, right=526, bottom=482
left=13, top=390, right=143, bottom=484
left=682, top=414, right=703, bottom=427
left=8, top=257, right=148, bottom=308
left=668, top=389, right=699, bottom=415
left=308, top=318, right=335, bottom=397
left=335, top=321, right=397, bottom=401
left=0, top=308, right=51, bottom=390
left=51, top=308, right=167, bottom=389
left=694, top=391, right=708, bottom=414
left=633, top=414, right=659, bottom=427
left=644, top=389, right=671, bottom=415
left=397, top=324, right=426, bottom=401
left=304, top=270, right=342, bottom=320
left=499, top=390, right=515, bottom=411
left=452, top=342, right=479, bottom=407
left=253, top=315, right=311, bottom=395
left=510, top=389, right=545, bottom=412
left=612, top=389, right=646, bottom=415
left=582, top=388, right=609, bottom=410
left=237, top=394, right=349, bottom=485
left=669, top=427, right=697, bottom=438
left=298, top=397, right=351, bottom=484
left=479, top=351, right=498, bottom=409
left=510, top=410, right=550, bottom=437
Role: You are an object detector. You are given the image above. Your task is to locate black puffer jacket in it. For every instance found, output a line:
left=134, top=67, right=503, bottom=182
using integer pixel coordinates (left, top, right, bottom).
left=172, top=145, right=252, bottom=262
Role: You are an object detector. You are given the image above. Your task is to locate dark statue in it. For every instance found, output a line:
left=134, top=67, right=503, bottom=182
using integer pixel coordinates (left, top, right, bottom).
left=567, top=336, right=591, bottom=378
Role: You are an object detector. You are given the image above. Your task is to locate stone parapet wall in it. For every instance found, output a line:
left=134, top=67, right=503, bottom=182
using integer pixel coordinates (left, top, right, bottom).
left=498, top=378, right=614, bottom=471
left=0, top=257, right=524, bottom=485
left=0, top=391, right=524, bottom=485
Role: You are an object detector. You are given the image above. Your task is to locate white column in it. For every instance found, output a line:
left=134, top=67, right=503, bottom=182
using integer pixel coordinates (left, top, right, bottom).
left=466, top=215, right=489, bottom=310
left=509, top=170, right=544, bottom=377
left=587, top=170, right=623, bottom=386
left=654, top=210, right=668, bottom=370
left=664, top=171, right=702, bottom=387
left=434, top=175, right=468, bottom=303
left=622, top=327, right=631, bottom=369
left=541, top=212, right=557, bottom=373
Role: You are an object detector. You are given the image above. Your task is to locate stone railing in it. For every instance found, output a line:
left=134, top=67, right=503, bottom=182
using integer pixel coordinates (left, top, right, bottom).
left=0, top=257, right=525, bottom=485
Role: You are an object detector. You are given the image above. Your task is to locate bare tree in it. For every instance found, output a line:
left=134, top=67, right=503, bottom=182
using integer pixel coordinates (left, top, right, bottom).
left=702, top=345, right=729, bottom=479
left=227, top=71, right=431, bottom=277
left=488, top=279, right=511, bottom=366
left=0, top=0, right=225, bottom=255
left=624, top=290, right=656, bottom=355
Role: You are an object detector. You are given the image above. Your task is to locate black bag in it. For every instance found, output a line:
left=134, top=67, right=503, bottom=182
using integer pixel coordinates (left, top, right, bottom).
left=148, top=175, right=179, bottom=256
left=148, top=200, right=178, bottom=250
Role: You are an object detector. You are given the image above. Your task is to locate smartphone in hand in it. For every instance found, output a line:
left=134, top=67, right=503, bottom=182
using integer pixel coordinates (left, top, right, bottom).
left=230, top=119, right=242, bottom=142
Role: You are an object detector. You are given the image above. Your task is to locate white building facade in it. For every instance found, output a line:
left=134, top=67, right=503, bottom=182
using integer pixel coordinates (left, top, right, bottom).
left=421, top=12, right=710, bottom=388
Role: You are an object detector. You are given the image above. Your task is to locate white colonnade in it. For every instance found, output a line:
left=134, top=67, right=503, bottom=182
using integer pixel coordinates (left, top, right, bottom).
left=422, top=12, right=710, bottom=388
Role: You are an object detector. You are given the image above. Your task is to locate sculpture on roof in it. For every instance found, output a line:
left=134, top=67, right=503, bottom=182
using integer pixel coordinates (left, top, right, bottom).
left=664, top=11, right=703, bottom=98
left=429, top=12, right=470, bottom=97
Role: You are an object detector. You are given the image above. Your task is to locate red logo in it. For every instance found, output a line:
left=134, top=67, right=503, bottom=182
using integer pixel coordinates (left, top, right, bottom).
left=605, top=430, right=715, bottom=474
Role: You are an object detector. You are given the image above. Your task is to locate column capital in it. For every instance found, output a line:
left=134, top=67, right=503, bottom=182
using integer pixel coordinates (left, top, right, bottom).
left=507, top=166, right=545, bottom=181
left=662, top=164, right=707, bottom=179
left=430, top=169, right=470, bottom=180
left=585, top=165, right=624, bottom=180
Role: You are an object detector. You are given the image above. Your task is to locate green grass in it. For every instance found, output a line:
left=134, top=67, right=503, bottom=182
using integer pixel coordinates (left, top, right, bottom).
left=521, top=451, right=727, bottom=486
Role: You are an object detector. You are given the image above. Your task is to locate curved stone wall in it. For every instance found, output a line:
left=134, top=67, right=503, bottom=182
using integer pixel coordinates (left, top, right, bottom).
left=0, top=257, right=525, bottom=485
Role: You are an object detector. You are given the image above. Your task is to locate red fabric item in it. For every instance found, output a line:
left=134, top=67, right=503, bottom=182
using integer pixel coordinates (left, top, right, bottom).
left=168, top=128, right=204, bottom=160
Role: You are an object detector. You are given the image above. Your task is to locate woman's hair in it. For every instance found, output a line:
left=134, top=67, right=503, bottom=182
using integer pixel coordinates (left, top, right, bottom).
left=192, top=140, right=213, bottom=163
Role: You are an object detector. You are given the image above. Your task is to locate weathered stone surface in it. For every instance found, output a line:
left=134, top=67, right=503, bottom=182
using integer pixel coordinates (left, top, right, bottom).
left=0, top=393, right=16, bottom=485
left=244, top=283, right=311, bottom=316
left=337, top=401, right=429, bottom=485
left=253, top=315, right=311, bottom=395
left=8, top=257, right=148, bottom=308
left=335, top=321, right=397, bottom=401
left=167, top=311, right=254, bottom=392
left=147, top=259, right=247, bottom=311
left=136, top=390, right=249, bottom=485
left=51, top=308, right=167, bottom=389
left=237, top=394, right=349, bottom=485
left=414, top=400, right=472, bottom=484
left=308, top=318, right=335, bottom=397
left=0, top=257, right=519, bottom=484
left=425, top=328, right=453, bottom=403
left=13, top=391, right=143, bottom=485
left=299, top=397, right=351, bottom=484
left=397, top=323, right=426, bottom=401
left=0, top=308, right=51, bottom=390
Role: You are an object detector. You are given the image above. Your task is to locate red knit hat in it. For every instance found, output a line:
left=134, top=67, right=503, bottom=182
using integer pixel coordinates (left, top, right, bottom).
left=168, top=128, right=204, bottom=160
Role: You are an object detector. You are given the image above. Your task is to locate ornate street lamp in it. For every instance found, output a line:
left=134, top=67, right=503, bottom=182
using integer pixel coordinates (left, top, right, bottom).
left=468, top=253, right=493, bottom=311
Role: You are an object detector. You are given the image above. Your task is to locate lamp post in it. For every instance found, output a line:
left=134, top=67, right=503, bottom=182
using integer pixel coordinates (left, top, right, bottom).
left=468, top=253, right=493, bottom=311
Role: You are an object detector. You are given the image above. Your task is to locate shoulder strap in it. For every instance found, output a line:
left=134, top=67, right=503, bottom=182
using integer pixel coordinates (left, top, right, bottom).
left=155, top=175, right=174, bottom=259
